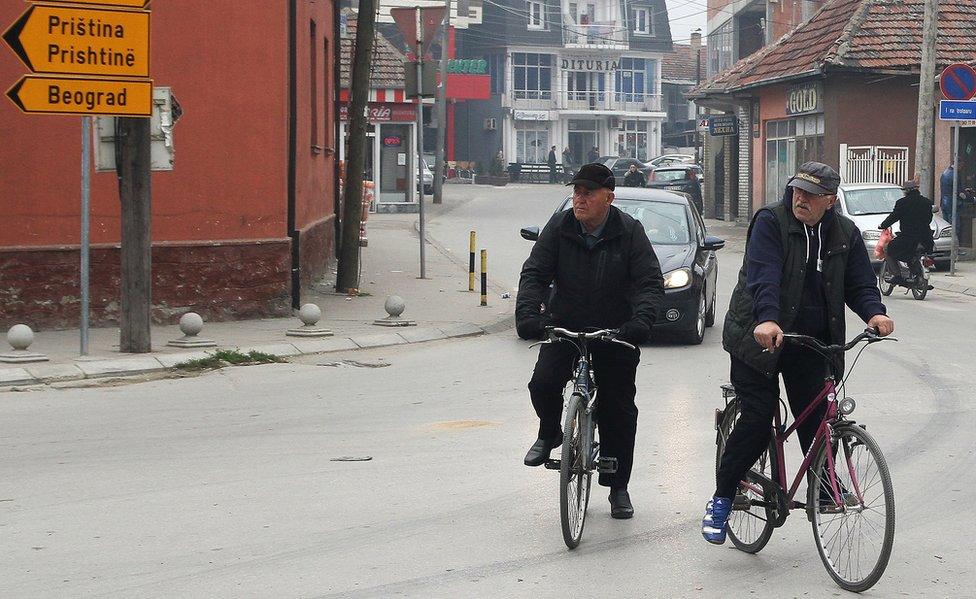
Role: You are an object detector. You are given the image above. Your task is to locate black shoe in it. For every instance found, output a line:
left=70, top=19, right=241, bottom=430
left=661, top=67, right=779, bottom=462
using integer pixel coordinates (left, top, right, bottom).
left=609, top=487, right=634, bottom=519
left=523, top=435, right=561, bottom=466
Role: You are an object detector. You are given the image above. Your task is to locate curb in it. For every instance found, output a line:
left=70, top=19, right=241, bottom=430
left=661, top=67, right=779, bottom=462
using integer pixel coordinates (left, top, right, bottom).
left=929, top=278, right=976, bottom=298
left=0, top=323, right=488, bottom=390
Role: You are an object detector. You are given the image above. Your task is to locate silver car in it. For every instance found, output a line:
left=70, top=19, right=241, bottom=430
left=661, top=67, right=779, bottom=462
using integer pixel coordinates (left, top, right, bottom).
left=835, top=183, right=952, bottom=270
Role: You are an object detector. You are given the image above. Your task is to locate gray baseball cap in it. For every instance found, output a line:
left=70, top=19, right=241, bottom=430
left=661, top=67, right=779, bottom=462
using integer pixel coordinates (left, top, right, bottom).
left=787, top=161, right=841, bottom=195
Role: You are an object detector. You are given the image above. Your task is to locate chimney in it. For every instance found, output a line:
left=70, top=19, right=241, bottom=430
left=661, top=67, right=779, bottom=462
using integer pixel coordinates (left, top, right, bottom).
left=691, top=31, right=702, bottom=51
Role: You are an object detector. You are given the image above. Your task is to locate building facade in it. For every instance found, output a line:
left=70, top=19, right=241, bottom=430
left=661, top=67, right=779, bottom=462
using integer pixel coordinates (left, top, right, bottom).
left=455, top=0, right=672, bottom=171
left=661, top=32, right=705, bottom=152
left=0, top=1, right=338, bottom=329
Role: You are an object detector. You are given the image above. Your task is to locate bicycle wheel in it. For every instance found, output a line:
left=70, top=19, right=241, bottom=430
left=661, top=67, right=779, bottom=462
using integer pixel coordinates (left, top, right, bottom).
left=878, top=262, right=894, bottom=296
left=560, top=393, right=591, bottom=549
left=808, top=425, right=895, bottom=592
left=911, top=283, right=928, bottom=300
left=715, top=399, right=775, bottom=553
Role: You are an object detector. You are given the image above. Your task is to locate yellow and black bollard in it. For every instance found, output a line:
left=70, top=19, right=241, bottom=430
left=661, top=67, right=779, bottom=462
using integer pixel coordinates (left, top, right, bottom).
left=480, top=249, right=488, bottom=306
left=469, top=231, right=476, bottom=292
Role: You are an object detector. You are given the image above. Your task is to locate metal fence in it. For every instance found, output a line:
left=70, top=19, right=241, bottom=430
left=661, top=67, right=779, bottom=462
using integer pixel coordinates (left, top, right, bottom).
left=839, top=144, right=909, bottom=185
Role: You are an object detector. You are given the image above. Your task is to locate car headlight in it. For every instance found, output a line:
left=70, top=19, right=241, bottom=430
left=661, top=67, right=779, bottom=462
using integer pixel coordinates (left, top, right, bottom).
left=861, top=230, right=881, bottom=241
left=663, top=268, right=692, bottom=289
left=938, top=226, right=953, bottom=239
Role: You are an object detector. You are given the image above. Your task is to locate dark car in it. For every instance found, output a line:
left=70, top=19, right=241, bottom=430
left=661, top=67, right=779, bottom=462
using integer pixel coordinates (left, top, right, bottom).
left=519, top=188, right=724, bottom=344
left=602, top=157, right=653, bottom=187
left=647, top=165, right=704, bottom=215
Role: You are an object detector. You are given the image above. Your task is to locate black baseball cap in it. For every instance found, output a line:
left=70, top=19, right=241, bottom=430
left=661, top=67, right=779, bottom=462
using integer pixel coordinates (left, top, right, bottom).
left=568, top=162, right=615, bottom=191
left=787, top=161, right=840, bottom=195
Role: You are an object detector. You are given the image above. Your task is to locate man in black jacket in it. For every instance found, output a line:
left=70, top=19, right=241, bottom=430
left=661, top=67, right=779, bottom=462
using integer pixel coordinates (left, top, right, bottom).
left=702, top=162, right=894, bottom=544
left=547, top=146, right=558, bottom=183
left=623, top=163, right=647, bottom=187
left=516, top=162, right=665, bottom=519
left=879, top=180, right=934, bottom=284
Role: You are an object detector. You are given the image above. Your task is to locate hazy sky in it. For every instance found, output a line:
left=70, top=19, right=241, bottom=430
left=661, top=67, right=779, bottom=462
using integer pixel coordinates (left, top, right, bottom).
left=666, top=0, right=709, bottom=44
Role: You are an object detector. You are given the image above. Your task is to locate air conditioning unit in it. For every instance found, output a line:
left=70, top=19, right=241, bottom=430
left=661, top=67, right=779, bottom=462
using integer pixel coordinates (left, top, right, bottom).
left=484, top=117, right=497, bottom=130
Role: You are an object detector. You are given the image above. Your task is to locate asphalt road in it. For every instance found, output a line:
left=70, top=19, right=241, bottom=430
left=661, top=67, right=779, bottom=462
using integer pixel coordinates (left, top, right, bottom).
left=2, top=185, right=973, bottom=598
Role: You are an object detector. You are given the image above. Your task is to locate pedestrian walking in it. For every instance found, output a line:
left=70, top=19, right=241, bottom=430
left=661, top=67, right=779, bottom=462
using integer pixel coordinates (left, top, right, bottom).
left=548, top=146, right=558, bottom=183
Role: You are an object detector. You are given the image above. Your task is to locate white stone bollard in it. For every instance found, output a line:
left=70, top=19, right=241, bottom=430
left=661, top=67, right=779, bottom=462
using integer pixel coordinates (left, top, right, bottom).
left=0, top=324, right=49, bottom=364
left=373, top=295, right=416, bottom=327
left=167, top=312, right=217, bottom=348
left=286, top=303, right=334, bottom=338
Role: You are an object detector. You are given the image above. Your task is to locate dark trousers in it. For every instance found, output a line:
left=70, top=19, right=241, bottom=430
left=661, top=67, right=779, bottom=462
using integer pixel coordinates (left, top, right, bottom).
left=528, top=341, right=640, bottom=488
left=885, top=235, right=926, bottom=279
left=715, top=347, right=828, bottom=499
left=548, top=165, right=558, bottom=183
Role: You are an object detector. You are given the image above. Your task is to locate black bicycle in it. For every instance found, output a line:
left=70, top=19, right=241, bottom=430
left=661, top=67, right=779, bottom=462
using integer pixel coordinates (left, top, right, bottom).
left=531, top=326, right=636, bottom=548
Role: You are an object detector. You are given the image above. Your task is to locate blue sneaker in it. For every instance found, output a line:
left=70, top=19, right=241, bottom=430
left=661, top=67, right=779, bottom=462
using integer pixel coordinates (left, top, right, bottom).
left=701, top=496, right=732, bottom=545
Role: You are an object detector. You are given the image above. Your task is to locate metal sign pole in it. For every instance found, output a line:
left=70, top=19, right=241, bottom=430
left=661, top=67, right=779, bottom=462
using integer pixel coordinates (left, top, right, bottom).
left=80, top=116, right=91, bottom=355
left=416, top=10, right=427, bottom=279
left=950, top=125, right=960, bottom=275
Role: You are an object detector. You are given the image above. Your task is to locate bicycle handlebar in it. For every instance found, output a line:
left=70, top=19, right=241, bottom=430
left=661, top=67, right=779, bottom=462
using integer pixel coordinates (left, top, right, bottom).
left=532, top=326, right=637, bottom=351
left=781, top=328, right=897, bottom=355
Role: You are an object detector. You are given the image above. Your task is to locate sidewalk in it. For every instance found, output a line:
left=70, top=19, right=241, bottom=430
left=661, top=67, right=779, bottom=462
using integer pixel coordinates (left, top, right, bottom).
left=0, top=213, right=515, bottom=389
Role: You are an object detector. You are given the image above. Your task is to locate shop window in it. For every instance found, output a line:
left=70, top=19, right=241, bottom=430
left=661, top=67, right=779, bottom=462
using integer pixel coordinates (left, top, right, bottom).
left=515, top=123, right=549, bottom=163
left=765, top=115, right=825, bottom=204
left=621, top=121, right=649, bottom=161
left=513, top=53, right=553, bottom=100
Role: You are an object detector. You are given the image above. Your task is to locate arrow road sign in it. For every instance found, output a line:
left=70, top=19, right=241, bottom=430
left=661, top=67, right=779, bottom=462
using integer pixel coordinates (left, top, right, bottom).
left=3, top=4, right=150, bottom=78
left=940, top=63, right=976, bottom=101
left=31, top=0, right=150, bottom=7
left=6, top=75, right=152, bottom=116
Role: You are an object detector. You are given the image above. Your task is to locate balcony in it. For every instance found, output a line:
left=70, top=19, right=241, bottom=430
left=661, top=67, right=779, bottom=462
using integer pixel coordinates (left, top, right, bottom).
left=555, top=91, right=662, bottom=113
left=562, top=15, right=628, bottom=49
left=503, top=91, right=556, bottom=111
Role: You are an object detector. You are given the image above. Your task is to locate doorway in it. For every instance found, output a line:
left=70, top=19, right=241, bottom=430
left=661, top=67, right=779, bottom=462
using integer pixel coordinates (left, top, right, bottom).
left=568, top=119, right=600, bottom=165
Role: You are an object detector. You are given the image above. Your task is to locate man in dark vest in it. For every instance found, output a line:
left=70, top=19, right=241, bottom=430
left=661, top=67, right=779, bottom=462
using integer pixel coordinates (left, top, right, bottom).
left=701, top=162, right=894, bottom=545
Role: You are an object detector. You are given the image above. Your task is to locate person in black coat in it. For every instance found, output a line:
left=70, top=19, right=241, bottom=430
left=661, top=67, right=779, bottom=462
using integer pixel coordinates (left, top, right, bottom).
left=547, top=146, right=558, bottom=183
left=879, top=180, right=934, bottom=283
left=623, top=164, right=646, bottom=187
left=516, top=162, right=665, bottom=519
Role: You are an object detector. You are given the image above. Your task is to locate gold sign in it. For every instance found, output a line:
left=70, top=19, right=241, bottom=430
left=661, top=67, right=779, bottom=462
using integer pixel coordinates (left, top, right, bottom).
left=6, top=75, right=152, bottom=116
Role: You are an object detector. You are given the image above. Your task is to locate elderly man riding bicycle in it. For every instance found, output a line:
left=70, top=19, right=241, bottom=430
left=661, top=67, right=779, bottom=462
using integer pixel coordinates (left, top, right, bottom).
left=516, top=162, right=665, bottom=519
left=702, top=162, right=894, bottom=543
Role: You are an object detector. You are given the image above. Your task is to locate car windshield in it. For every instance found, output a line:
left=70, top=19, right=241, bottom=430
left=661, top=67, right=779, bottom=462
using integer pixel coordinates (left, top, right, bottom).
left=653, top=169, right=688, bottom=182
left=843, top=188, right=903, bottom=215
left=616, top=199, right=691, bottom=245
left=603, top=158, right=617, bottom=167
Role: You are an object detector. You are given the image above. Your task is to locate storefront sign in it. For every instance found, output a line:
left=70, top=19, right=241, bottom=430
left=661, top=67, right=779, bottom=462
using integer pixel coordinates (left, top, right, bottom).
left=339, top=102, right=416, bottom=122
left=560, top=57, right=620, bottom=72
left=708, top=115, right=738, bottom=136
left=787, top=82, right=823, bottom=116
left=514, top=109, right=550, bottom=121
left=447, top=59, right=487, bottom=74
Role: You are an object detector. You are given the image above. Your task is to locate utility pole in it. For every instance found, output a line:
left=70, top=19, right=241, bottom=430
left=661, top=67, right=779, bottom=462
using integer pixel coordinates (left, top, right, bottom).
left=117, top=117, right=152, bottom=353
left=433, top=0, right=451, bottom=205
left=914, top=0, right=938, bottom=198
left=336, top=0, right=377, bottom=293
left=415, top=14, right=428, bottom=278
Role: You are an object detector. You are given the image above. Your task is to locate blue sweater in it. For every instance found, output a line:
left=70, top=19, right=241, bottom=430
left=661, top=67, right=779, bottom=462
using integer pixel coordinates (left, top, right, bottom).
left=746, top=193, right=885, bottom=337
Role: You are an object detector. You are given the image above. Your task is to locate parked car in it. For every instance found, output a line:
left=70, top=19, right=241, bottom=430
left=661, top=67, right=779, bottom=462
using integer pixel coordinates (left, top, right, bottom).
left=602, top=157, right=653, bottom=187
left=420, top=155, right=446, bottom=195
left=519, top=188, right=724, bottom=344
left=646, top=154, right=695, bottom=168
left=647, top=165, right=704, bottom=215
left=834, top=183, right=952, bottom=270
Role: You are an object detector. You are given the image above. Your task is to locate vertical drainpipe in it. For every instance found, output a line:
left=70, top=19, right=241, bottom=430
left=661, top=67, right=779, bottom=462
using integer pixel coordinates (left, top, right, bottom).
left=288, top=0, right=300, bottom=310
left=333, top=0, right=342, bottom=259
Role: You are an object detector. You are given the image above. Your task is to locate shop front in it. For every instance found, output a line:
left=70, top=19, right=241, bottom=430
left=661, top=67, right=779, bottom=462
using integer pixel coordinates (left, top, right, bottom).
left=339, top=101, right=420, bottom=211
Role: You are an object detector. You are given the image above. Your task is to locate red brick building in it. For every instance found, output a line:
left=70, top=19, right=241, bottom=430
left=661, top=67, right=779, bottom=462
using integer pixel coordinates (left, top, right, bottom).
left=0, top=1, right=338, bottom=329
left=693, top=0, right=976, bottom=218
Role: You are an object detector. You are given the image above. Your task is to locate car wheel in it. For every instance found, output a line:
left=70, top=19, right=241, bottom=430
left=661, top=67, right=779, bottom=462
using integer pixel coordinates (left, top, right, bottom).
left=423, top=185, right=432, bottom=195
left=704, top=284, right=716, bottom=328
left=934, top=260, right=949, bottom=272
left=681, top=289, right=706, bottom=345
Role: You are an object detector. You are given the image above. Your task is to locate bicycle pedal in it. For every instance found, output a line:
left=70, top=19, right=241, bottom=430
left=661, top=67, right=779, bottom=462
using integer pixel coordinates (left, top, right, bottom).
left=597, top=457, right=618, bottom=473
left=544, top=459, right=561, bottom=470
left=732, top=494, right=751, bottom=510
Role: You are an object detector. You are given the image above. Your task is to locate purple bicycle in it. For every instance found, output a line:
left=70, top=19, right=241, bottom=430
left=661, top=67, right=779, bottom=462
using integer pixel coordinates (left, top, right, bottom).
left=714, top=329, right=896, bottom=592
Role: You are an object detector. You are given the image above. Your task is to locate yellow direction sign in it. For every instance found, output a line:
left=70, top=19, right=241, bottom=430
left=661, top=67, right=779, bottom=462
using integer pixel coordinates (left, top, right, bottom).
left=3, top=4, right=150, bottom=78
left=26, top=1, right=150, bottom=8
left=6, top=75, right=152, bottom=116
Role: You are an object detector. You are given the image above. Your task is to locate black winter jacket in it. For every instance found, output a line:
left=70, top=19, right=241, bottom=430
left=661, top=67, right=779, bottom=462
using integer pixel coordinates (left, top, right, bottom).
left=623, top=171, right=646, bottom=188
left=879, top=190, right=933, bottom=241
left=516, top=206, right=665, bottom=342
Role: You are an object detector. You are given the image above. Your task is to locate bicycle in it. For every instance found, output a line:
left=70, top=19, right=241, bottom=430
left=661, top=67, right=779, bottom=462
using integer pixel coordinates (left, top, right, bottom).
left=530, top=326, right=636, bottom=549
left=714, top=329, right=896, bottom=592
